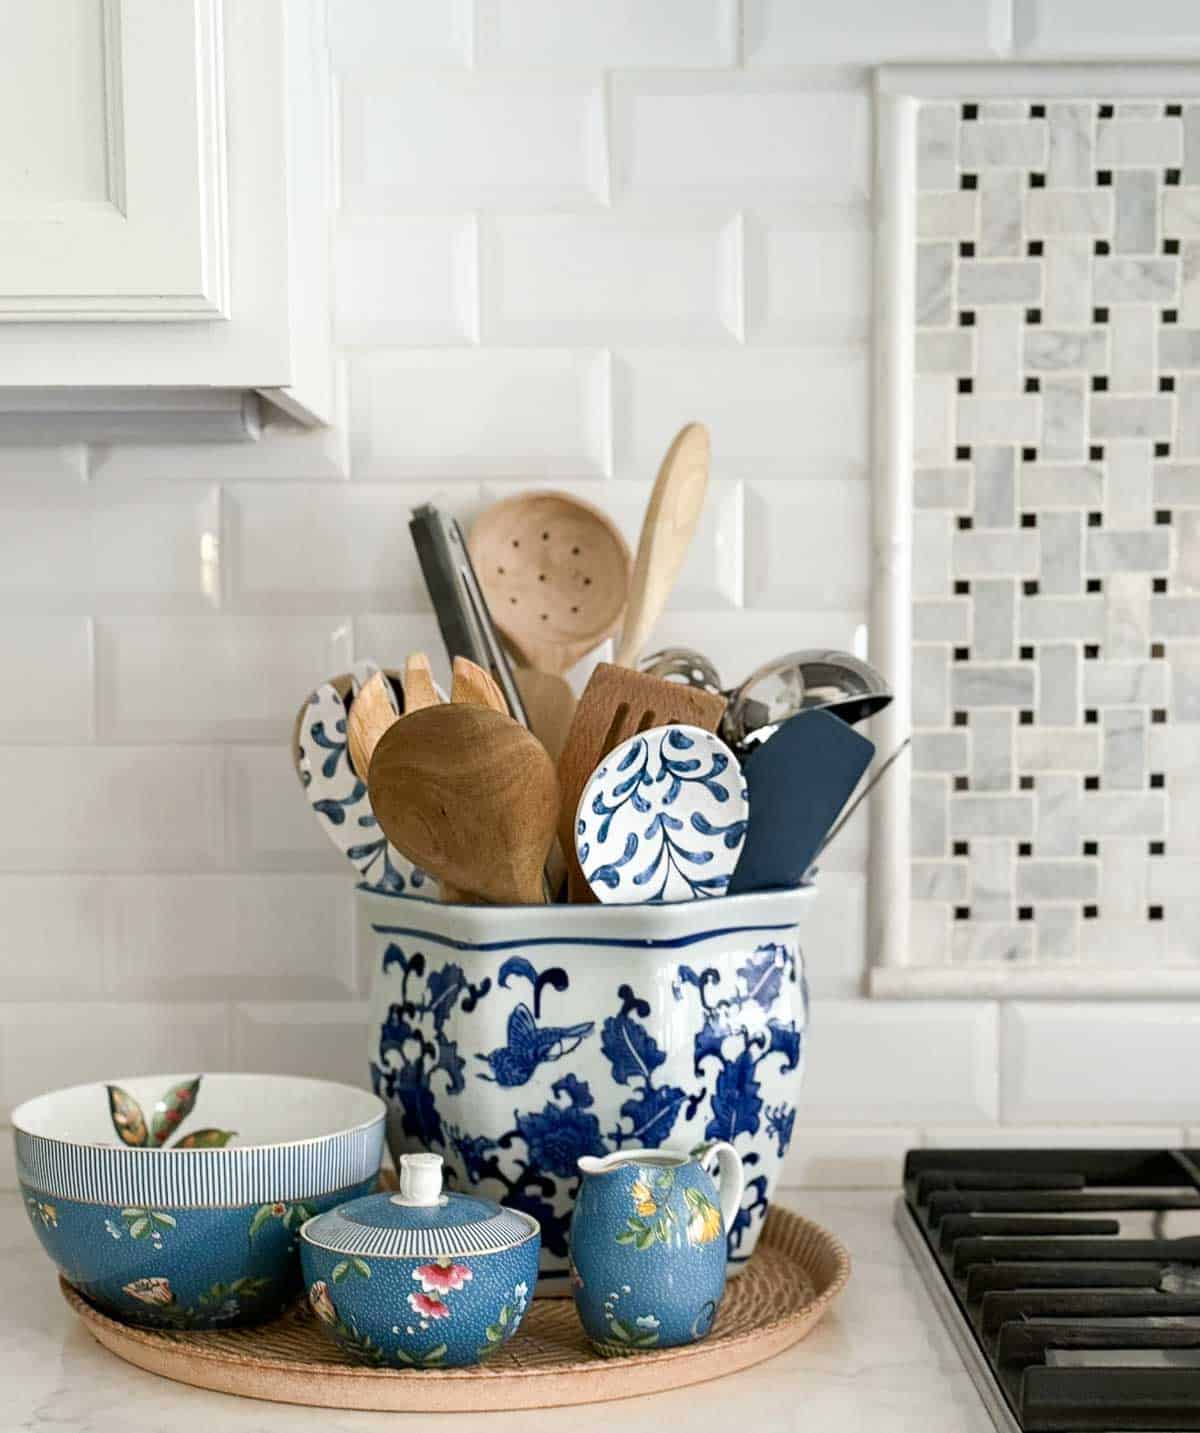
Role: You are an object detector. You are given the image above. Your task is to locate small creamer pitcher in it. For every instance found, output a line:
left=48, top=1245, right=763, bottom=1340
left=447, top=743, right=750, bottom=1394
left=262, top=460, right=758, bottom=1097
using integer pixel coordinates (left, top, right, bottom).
left=569, top=1143, right=744, bottom=1357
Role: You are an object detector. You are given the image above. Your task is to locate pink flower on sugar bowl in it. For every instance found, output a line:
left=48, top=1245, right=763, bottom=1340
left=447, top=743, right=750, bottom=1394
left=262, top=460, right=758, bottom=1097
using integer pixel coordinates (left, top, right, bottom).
left=408, top=1290, right=452, bottom=1320
left=412, top=1258, right=474, bottom=1295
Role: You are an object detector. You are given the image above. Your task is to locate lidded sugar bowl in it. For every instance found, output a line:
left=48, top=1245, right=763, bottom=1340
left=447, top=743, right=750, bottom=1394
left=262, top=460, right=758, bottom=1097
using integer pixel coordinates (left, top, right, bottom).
left=299, top=1152, right=540, bottom=1369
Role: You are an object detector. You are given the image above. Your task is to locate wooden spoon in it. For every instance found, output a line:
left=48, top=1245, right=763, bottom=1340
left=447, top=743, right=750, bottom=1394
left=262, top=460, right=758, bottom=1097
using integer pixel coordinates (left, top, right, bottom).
left=469, top=491, right=631, bottom=676
left=347, top=670, right=400, bottom=779
left=514, top=667, right=575, bottom=764
left=451, top=655, right=509, bottom=715
left=614, top=422, right=710, bottom=668
left=368, top=705, right=560, bottom=906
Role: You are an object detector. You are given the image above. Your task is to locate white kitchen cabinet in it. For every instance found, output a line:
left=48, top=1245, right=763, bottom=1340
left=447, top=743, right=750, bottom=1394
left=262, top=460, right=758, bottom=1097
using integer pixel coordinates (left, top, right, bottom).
left=0, top=0, right=332, bottom=437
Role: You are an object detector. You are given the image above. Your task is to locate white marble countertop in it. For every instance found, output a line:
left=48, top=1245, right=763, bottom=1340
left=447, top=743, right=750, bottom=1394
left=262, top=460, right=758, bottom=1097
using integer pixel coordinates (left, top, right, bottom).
left=2, top=1190, right=993, bottom=1433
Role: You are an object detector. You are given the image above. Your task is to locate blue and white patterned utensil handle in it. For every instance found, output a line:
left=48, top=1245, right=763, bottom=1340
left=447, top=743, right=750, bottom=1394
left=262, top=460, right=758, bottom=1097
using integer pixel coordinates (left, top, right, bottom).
left=296, top=681, right=428, bottom=897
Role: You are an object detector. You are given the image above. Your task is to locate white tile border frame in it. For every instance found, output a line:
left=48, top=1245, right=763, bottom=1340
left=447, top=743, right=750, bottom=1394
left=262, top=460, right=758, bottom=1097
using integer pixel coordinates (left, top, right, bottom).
left=869, top=61, right=1200, bottom=1000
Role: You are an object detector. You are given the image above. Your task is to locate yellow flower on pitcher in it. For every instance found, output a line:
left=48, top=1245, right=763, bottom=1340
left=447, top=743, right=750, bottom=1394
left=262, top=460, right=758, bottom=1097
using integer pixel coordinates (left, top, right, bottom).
left=683, top=1187, right=722, bottom=1247
left=630, top=1177, right=657, bottom=1218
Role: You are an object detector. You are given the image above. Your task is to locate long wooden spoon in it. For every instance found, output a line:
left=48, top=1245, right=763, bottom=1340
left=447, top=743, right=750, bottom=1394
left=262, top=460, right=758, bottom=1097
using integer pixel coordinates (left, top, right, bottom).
left=368, top=705, right=560, bottom=906
left=614, top=422, right=710, bottom=668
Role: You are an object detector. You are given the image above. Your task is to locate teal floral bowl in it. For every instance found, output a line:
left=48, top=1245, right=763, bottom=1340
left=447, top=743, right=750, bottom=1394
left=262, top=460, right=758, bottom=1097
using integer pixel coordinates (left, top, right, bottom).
left=13, top=1073, right=385, bottom=1329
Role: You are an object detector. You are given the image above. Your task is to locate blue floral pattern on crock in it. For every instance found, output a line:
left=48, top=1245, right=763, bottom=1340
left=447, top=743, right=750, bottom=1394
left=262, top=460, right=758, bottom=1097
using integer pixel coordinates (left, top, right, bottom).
left=578, top=726, right=748, bottom=901
left=674, top=942, right=806, bottom=1253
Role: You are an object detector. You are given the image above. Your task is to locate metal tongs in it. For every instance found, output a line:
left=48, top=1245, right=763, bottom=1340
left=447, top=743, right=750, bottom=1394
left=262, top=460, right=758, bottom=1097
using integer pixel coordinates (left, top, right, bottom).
left=408, top=503, right=529, bottom=728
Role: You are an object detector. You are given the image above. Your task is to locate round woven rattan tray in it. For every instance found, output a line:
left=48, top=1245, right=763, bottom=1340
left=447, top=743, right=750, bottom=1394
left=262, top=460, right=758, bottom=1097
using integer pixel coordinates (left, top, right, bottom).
left=60, top=1205, right=850, bottom=1412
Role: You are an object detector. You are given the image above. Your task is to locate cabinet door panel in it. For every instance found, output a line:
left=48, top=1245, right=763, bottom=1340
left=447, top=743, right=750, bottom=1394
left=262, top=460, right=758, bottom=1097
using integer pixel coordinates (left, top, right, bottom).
left=0, top=0, right=227, bottom=319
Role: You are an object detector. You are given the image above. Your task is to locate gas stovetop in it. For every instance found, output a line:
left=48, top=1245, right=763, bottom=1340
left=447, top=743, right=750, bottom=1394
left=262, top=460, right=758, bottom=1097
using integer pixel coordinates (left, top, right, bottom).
left=896, top=1149, right=1200, bottom=1432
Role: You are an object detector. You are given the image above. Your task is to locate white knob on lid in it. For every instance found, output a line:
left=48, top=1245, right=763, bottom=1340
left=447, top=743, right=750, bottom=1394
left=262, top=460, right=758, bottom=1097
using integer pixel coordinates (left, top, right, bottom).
left=392, top=1152, right=444, bottom=1207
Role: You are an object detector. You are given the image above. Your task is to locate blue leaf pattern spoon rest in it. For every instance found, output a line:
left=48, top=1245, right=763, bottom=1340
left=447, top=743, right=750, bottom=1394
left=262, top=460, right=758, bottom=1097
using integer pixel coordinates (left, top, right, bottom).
left=576, top=724, right=749, bottom=903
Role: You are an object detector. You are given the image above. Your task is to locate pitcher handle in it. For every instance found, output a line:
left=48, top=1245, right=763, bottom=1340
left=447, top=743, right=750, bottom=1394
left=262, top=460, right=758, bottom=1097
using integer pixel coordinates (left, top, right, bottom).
left=701, top=1141, right=745, bottom=1235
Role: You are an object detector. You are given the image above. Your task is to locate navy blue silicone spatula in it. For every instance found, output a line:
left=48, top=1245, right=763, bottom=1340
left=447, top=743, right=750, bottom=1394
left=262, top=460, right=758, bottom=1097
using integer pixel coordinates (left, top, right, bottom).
left=727, top=706, right=876, bottom=894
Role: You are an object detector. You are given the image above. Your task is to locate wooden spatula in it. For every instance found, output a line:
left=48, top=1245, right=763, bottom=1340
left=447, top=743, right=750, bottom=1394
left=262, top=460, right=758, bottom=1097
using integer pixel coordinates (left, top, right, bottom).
left=347, top=670, right=401, bottom=779
left=403, top=652, right=441, bottom=713
left=451, top=655, right=509, bottom=715
left=514, top=667, right=576, bottom=763
left=614, top=422, right=710, bottom=668
left=369, top=704, right=560, bottom=906
left=557, top=662, right=726, bottom=902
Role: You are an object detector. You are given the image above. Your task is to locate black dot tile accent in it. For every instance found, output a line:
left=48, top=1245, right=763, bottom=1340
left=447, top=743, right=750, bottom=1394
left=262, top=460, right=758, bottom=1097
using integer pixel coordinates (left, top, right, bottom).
left=956, top=447, right=972, bottom=463
left=1085, top=708, right=1099, bottom=724
left=1084, top=644, right=1100, bottom=660
left=1093, top=307, right=1109, bottom=324
left=1083, top=904, right=1099, bottom=919
left=1166, top=168, right=1182, bottom=186
left=1097, top=169, right=1113, bottom=186
left=960, top=310, right=976, bottom=327
left=1092, top=375, right=1108, bottom=392
left=954, top=775, right=969, bottom=792
left=1165, top=239, right=1180, bottom=256
left=1150, top=839, right=1166, bottom=856
left=957, top=513, right=973, bottom=529
left=953, top=840, right=969, bottom=857
left=1088, top=511, right=1103, bottom=527
left=1018, top=905, right=1034, bottom=921
left=1084, top=775, right=1100, bottom=790
left=1150, top=772, right=1165, bottom=789
left=1155, top=443, right=1171, bottom=458
left=1030, top=172, right=1046, bottom=189
left=959, top=240, right=975, bottom=258
left=1021, top=513, right=1037, bottom=528
left=1156, top=508, right=1173, bottom=524
left=1083, top=840, right=1099, bottom=857
left=1164, top=309, right=1179, bottom=324
left=1019, top=709, right=1034, bottom=725
left=1030, top=103, right=1046, bottom=118
left=1027, top=239, right=1044, bottom=257
left=961, top=172, right=978, bottom=190
left=1020, top=644, right=1035, bottom=660
left=962, top=103, right=979, bottom=120
left=954, top=580, right=971, bottom=595
left=1148, top=904, right=1164, bottom=920
left=1025, top=377, right=1041, bottom=393
left=1154, top=577, right=1168, bottom=594
left=1094, top=239, right=1110, bottom=256
left=1152, top=708, right=1167, bottom=724
left=954, top=906, right=971, bottom=920
left=1023, top=579, right=1039, bottom=596
left=1022, top=446, right=1038, bottom=463
left=958, top=377, right=973, bottom=394
left=954, top=710, right=969, bottom=727
left=1019, top=775, right=1034, bottom=790
left=1098, top=103, right=1114, bottom=119
left=1018, top=841, right=1033, bottom=857
left=1087, top=578, right=1103, bottom=593
left=1025, top=307, right=1042, bottom=324
left=1167, top=103, right=1183, bottom=116
left=954, top=646, right=970, bottom=661
left=1090, top=444, right=1105, bottom=461
left=1160, top=375, right=1176, bottom=391
left=1151, top=642, right=1166, bottom=658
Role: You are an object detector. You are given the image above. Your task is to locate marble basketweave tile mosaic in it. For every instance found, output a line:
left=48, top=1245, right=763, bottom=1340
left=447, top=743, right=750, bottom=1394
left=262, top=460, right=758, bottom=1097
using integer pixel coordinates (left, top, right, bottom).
left=912, top=97, right=1200, bottom=969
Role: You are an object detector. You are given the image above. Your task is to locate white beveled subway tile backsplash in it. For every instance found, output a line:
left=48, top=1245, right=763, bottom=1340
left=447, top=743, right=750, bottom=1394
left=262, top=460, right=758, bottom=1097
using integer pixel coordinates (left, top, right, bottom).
left=5, top=2, right=1200, bottom=1182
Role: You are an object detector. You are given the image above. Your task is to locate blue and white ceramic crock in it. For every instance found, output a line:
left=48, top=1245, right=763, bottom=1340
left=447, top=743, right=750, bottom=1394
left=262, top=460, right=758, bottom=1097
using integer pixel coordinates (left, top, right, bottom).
left=300, top=1152, right=540, bottom=1369
left=363, top=885, right=811, bottom=1293
left=12, top=1073, right=385, bottom=1329
left=569, top=1142, right=744, bottom=1356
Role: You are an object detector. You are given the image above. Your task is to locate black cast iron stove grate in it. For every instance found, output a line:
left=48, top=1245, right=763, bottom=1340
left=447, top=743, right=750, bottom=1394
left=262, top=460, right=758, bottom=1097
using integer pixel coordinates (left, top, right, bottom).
left=897, top=1149, right=1200, bottom=1432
